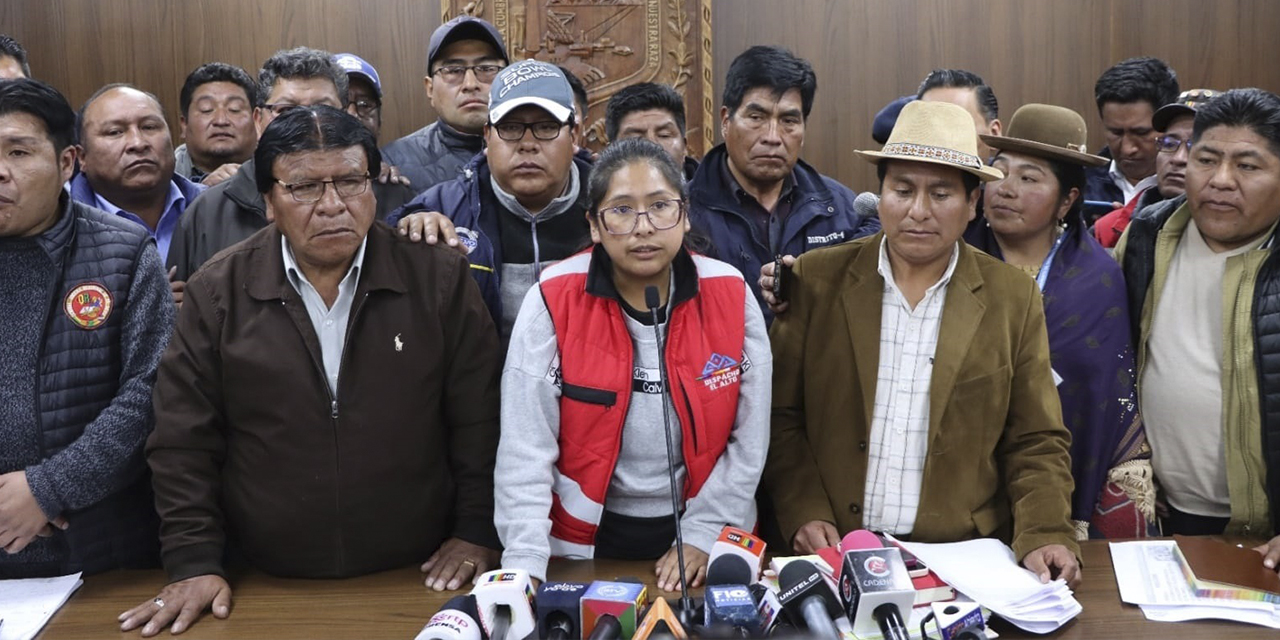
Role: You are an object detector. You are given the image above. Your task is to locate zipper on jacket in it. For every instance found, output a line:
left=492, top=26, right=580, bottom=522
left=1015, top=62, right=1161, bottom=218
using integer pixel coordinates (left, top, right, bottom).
left=531, top=216, right=543, bottom=279
left=679, top=382, right=700, bottom=453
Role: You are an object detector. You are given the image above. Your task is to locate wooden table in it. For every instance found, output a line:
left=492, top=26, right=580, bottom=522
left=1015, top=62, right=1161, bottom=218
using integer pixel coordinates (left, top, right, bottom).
left=38, top=540, right=1277, bottom=639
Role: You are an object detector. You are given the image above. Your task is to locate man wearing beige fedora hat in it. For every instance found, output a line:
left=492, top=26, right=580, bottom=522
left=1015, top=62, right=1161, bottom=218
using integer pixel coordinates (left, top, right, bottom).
left=763, top=99, right=1081, bottom=586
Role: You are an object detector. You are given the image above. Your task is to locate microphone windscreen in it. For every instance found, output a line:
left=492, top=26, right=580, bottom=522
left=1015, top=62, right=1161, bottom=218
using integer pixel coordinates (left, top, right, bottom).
left=536, top=582, right=589, bottom=639
left=644, top=285, right=661, bottom=310
left=705, top=554, right=753, bottom=586
left=777, top=559, right=842, bottom=620
left=416, top=594, right=488, bottom=640
left=839, top=529, right=884, bottom=553
left=853, top=191, right=880, bottom=219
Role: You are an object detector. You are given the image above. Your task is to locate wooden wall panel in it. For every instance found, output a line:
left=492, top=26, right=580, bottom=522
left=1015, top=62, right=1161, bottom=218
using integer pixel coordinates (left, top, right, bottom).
left=3, top=0, right=1278, bottom=191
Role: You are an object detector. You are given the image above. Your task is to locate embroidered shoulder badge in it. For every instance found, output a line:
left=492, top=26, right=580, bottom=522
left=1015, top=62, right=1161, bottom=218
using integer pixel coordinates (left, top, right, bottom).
left=64, top=283, right=113, bottom=329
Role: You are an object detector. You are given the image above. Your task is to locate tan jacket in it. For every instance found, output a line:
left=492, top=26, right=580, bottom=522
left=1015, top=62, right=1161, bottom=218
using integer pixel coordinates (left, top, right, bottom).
left=763, top=234, right=1078, bottom=561
left=1115, top=204, right=1274, bottom=536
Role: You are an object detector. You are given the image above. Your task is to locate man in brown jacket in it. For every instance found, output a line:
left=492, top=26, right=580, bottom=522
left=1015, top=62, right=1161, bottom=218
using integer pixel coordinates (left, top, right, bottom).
left=120, top=106, right=502, bottom=637
left=763, top=100, right=1080, bottom=586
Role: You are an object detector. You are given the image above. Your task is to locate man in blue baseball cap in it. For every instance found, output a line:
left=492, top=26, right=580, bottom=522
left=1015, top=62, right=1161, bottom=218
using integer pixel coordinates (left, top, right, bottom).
left=333, top=53, right=384, bottom=140
left=382, top=16, right=509, bottom=191
left=389, top=59, right=592, bottom=345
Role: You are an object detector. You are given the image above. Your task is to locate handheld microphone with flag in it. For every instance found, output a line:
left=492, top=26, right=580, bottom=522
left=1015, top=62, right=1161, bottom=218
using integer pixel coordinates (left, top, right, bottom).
left=838, top=530, right=915, bottom=640
left=708, top=526, right=767, bottom=581
left=644, top=284, right=695, bottom=627
left=416, top=594, right=489, bottom=640
left=470, top=570, right=537, bottom=640
left=920, top=601, right=985, bottom=640
left=581, top=580, right=648, bottom=640
left=776, top=559, right=843, bottom=639
left=749, top=583, right=793, bottom=637
left=537, top=582, right=589, bottom=640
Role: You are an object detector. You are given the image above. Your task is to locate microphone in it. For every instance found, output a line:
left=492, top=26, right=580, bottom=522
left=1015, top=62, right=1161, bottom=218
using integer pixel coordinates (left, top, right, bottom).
left=853, top=191, right=880, bottom=220
left=777, top=559, right=843, bottom=639
left=920, top=601, right=986, bottom=640
left=702, top=555, right=760, bottom=634
left=749, top=583, right=793, bottom=637
left=581, top=580, right=648, bottom=640
left=708, top=527, right=767, bottom=582
left=838, top=530, right=915, bottom=640
left=633, top=597, right=688, bottom=640
left=644, top=283, right=695, bottom=626
left=470, top=570, right=537, bottom=640
left=416, top=595, right=489, bottom=640
left=537, top=582, right=589, bottom=640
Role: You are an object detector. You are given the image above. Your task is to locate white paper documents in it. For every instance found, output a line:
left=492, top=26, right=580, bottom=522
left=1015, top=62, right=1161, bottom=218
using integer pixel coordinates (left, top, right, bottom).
left=890, top=536, right=1081, bottom=634
left=1109, top=540, right=1280, bottom=628
left=0, top=572, right=83, bottom=640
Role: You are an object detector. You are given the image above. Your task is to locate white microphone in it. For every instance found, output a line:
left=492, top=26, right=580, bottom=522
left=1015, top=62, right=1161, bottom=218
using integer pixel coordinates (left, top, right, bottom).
left=470, top=569, right=537, bottom=640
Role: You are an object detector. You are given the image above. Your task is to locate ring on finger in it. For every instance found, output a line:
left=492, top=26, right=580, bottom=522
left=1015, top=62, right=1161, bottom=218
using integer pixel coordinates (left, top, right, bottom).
left=460, top=558, right=476, bottom=569
left=153, top=597, right=165, bottom=608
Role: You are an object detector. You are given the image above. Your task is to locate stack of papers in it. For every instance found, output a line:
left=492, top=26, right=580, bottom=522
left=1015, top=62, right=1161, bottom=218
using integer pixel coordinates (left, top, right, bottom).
left=891, top=536, right=1081, bottom=633
left=1110, top=540, right=1280, bottom=628
left=0, top=572, right=83, bottom=640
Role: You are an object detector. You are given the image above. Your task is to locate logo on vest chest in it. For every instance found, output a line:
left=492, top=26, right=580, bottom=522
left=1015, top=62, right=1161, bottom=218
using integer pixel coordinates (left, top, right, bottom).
left=64, top=283, right=113, bottom=330
left=808, top=230, right=845, bottom=245
left=696, top=352, right=750, bottom=391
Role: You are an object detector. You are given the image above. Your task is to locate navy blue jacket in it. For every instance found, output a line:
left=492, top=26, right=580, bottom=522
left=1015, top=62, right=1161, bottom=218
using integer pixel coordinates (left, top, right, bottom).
left=2, top=198, right=174, bottom=577
left=687, top=145, right=880, bottom=322
left=388, top=153, right=595, bottom=330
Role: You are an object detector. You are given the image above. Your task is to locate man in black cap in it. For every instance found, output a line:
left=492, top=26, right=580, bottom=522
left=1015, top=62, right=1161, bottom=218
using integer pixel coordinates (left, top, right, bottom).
left=382, top=16, right=509, bottom=191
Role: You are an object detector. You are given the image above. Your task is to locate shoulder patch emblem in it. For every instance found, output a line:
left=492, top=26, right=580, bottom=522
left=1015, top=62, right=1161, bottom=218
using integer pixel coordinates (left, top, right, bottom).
left=64, top=283, right=113, bottom=329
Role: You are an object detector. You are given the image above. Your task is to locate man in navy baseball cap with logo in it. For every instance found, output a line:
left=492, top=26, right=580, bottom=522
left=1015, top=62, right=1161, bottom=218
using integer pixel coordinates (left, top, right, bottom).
left=391, top=59, right=592, bottom=345
left=382, top=16, right=510, bottom=190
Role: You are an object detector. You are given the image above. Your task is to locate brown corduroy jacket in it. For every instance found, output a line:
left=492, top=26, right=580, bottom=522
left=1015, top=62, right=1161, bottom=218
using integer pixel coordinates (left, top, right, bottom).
left=763, top=233, right=1079, bottom=561
left=148, top=222, right=502, bottom=582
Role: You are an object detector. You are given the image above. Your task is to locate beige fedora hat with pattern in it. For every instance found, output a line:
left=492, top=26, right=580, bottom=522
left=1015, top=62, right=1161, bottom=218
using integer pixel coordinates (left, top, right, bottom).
left=855, top=100, right=1004, bottom=182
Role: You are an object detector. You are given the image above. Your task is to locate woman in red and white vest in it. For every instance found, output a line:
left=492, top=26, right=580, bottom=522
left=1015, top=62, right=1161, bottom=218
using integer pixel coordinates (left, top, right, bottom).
left=494, top=139, right=772, bottom=590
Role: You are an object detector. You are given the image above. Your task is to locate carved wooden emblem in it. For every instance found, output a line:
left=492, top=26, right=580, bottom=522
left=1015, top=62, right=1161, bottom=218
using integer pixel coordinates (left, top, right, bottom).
left=443, top=0, right=714, bottom=156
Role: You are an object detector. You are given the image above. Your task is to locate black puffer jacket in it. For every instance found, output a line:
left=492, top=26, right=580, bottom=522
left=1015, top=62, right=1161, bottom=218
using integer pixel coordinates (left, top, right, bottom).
left=1122, top=195, right=1280, bottom=533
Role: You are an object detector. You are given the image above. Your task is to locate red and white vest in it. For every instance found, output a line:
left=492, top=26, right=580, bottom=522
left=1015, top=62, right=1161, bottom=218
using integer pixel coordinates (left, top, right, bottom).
left=537, top=250, right=747, bottom=558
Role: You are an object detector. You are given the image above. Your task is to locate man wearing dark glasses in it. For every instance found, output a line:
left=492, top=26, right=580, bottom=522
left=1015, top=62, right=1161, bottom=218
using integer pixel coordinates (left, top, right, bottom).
left=391, top=60, right=592, bottom=346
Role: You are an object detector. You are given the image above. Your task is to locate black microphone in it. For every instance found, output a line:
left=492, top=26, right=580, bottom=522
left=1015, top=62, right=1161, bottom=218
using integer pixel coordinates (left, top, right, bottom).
left=645, top=284, right=695, bottom=628
left=777, top=560, right=843, bottom=640
left=536, top=582, right=588, bottom=640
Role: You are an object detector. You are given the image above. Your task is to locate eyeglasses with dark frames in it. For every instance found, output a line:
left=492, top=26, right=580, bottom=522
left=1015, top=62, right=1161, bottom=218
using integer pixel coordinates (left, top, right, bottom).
left=431, top=64, right=504, bottom=84
left=492, top=120, right=566, bottom=142
left=597, top=199, right=686, bottom=235
left=274, top=175, right=371, bottom=203
left=1156, top=135, right=1192, bottom=153
left=349, top=99, right=380, bottom=117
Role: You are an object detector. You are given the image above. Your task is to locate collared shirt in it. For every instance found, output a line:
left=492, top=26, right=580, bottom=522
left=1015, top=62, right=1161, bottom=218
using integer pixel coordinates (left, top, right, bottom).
left=721, top=158, right=796, bottom=254
left=281, top=235, right=367, bottom=397
left=93, top=180, right=187, bottom=261
left=863, top=237, right=959, bottom=535
left=1108, top=159, right=1158, bottom=206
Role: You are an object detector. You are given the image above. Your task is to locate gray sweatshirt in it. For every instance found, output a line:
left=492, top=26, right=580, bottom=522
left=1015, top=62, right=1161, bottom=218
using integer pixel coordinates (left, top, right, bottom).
left=495, top=263, right=771, bottom=581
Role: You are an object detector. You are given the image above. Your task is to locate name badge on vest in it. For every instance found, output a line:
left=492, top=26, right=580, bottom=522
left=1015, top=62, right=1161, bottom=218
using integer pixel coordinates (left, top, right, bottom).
left=64, top=283, right=113, bottom=330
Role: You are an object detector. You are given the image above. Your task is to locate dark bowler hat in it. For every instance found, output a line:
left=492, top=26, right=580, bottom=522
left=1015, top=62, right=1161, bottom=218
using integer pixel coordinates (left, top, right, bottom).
left=981, top=104, right=1108, bottom=167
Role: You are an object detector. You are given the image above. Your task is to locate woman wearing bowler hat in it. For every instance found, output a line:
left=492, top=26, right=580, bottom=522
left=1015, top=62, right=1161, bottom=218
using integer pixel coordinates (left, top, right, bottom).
left=965, top=103, right=1156, bottom=539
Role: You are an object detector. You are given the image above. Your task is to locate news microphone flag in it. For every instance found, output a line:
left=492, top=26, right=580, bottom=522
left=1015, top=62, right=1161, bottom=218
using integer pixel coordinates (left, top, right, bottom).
left=709, top=526, right=767, bottom=580
left=470, top=570, right=537, bottom=640
left=537, top=582, right=589, bottom=640
left=580, top=580, right=647, bottom=639
left=838, top=542, right=915, bottom=639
